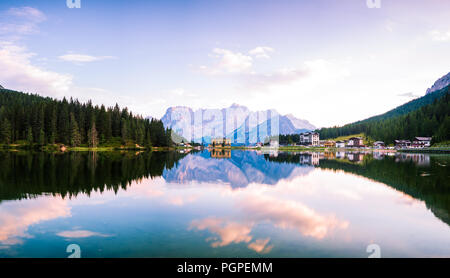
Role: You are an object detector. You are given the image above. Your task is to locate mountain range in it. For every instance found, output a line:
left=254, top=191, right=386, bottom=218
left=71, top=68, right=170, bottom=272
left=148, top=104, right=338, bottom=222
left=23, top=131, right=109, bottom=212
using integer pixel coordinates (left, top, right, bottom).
left=161, top=104, right=315, bottom=144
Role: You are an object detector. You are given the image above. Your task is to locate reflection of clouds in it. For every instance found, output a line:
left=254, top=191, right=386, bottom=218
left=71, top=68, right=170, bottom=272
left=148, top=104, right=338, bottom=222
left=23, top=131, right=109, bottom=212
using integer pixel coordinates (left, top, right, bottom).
left=57, top=230, right=111, bottom=238
left=238, top=194, right=349, bottom=239
left=0, top=197, right=70, bottom=246
left=190, top=218, right=253, bottom=247
left=190, top=187, right=349, bottom=253
left=248, top=238, right=273, bottom=254
left=190, top=217, right=274, bottom=254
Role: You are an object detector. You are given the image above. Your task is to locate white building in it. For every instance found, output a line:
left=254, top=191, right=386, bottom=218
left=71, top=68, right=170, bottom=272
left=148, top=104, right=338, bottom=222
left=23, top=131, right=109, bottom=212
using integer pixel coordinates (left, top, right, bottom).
left=299, top=132, right=320, bottom=146
left=412, top=137, right=432, bottom=148
left=336, top=141, right=346, bottom=148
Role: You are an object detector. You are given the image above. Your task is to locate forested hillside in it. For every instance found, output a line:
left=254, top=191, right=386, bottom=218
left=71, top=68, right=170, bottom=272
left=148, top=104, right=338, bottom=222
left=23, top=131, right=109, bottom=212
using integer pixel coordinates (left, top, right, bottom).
left=318, top=85, right=450, bottom=144
left=0, top=89, right=173, bottom=147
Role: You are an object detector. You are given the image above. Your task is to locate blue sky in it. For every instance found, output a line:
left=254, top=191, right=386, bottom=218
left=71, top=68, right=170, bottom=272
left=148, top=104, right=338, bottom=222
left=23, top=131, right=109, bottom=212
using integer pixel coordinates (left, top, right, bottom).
left=0, top=0, right=449, bottom=127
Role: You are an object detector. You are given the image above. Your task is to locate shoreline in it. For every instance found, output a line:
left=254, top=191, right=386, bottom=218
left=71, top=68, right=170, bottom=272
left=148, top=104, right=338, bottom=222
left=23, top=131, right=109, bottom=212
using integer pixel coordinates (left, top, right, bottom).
left=1, top=144, right=449, bottom=154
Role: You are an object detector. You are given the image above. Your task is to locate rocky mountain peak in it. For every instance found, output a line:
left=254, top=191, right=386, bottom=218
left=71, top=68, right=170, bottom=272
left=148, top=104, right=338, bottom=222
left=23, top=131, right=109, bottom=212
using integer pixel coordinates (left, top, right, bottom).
left=426, top=72, right=450, bottom=94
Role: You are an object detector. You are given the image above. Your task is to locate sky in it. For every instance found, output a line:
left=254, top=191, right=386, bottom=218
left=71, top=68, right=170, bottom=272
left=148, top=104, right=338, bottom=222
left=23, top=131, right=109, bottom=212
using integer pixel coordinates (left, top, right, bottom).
left=0, top=0, right=449, bottom=128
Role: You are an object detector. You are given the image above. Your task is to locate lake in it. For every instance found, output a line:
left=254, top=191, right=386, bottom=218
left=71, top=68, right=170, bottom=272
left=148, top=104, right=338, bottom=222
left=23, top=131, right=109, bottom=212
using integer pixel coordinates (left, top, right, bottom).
left=0, top=150, right=449, bottom=258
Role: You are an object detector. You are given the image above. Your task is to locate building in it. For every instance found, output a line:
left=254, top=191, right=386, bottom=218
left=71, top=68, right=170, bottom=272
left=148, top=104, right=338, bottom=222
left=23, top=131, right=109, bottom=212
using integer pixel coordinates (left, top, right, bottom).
left=347, top=137, right=364, bottom=147
left=373, top=141, right=385, bottom=148
left=394, top=140, right=411, bottom=149
left=324, top=141, right=335, bottom=148
left=269, top=140, right=279, bottom=148
left=211, top=138, right=231, bottom=148
left=336, top=141, right=346, bottom=148
left=412, top=137, right=432, bottom=148
left=299, top=132, right=320, bottom=146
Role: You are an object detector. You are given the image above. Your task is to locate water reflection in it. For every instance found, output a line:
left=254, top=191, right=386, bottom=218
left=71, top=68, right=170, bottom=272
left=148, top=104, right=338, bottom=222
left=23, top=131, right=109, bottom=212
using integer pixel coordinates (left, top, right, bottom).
left=0, top=150, right=449, bottom=257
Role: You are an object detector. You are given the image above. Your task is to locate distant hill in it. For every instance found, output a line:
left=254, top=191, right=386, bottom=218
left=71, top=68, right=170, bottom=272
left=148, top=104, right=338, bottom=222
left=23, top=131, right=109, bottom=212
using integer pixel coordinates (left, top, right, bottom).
left=318, top=84, right=450, bottom=144
left=0, top=85, right=4, bottom=89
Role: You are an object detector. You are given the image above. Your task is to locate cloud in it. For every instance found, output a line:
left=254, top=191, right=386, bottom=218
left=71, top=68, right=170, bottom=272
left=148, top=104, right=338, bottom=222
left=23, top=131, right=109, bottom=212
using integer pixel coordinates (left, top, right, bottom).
left=430, top=30, right=450, bottom=42
left=249, top=46, right=274, bottom=59
left=8, top=7, right=47, bottom=23
left=58, top=53, right=116, bottom=64
left=397, top=92, right=421, bottom=98
left=247, top=238, right=273, bottom=254
left=56, top=230, right=111, bottom=238
left=0, top=42, right=73, bottom=97
left=0, top=197, right=71, bottom=246
left=0, top=7, right=46, bottom=37
left=190, top=218, right=253, bottom=247
left=199, top=48, right=253, bottom=75
left=243, top=67, right=309, bottom=89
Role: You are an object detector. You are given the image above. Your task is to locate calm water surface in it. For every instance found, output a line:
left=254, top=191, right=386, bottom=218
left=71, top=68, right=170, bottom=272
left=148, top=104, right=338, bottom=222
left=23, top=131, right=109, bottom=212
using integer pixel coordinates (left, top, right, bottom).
left=0, top=150, right=449, bottom=258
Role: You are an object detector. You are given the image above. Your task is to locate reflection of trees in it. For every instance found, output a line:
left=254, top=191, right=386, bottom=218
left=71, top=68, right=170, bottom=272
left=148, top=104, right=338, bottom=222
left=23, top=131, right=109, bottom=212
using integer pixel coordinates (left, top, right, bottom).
left=0, top=151, right=187, bottom=202
left=318, top=156, right=450, bottom=226
left=266, top=152, right=450, bottom=227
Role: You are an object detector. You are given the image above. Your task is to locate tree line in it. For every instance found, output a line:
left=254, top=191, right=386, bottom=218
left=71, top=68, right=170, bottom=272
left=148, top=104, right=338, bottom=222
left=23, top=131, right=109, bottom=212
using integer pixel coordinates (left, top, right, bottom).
left=0, top=89, right=173, bottom=147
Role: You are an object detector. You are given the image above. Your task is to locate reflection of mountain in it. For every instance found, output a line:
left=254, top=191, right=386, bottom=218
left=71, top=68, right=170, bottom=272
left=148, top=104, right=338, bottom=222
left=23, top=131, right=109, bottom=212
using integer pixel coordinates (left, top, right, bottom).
left=163, top=151, right=314, bottom=187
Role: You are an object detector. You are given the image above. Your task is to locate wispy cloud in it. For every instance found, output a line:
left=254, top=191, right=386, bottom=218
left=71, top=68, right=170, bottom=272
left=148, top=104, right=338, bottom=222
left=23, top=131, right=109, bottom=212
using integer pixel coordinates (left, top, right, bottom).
left=430, top=30, right=450, bottom=42
left=249, top=46, right=274, bottom=59
left=397, top=92, right=421, bottom=98
left=0, top=7, right=46, bottom=37
left=56, top=230, right=112, bottom=238
left=59, top=53, right=117, bottom=64
left=199, top=48, right=253, bottom=75
left=0, top=42, right=73, bottom=97
left=243, top=67, right=309, bottom=89
left=8, top=7, right=46, bottom=23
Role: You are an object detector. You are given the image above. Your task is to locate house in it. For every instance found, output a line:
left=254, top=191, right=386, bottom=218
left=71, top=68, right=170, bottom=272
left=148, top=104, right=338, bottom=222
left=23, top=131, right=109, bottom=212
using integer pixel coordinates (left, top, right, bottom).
left=394, top=140, right=411, bottom=149
left=324, top=141, right=335, bottom=148
left=347, top=137, right=364, bottom=147
left=412, top=137, right=432, bottom=148
left=373, top=141, right=385, bottom=148
left=299, top=132, right=320, bottom=146
left=211, top=138, right=231, bottom=148
left=335, top=141, right=346, bottom=148
left=269, top=140, right=279, bottom=148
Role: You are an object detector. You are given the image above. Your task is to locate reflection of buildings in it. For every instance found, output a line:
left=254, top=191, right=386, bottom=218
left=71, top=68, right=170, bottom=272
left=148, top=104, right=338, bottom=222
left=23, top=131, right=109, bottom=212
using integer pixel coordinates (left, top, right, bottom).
left=395, top=153, right=430, bottom=166
left=347, top=152, right=364, bottom=163
left=324, top=152, right=336, bottom=159
left=299, top=153, right=319, bottom=166
left=211, top=149, right=231, bottom=158
left=336, top=151, right=346, bottom=159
